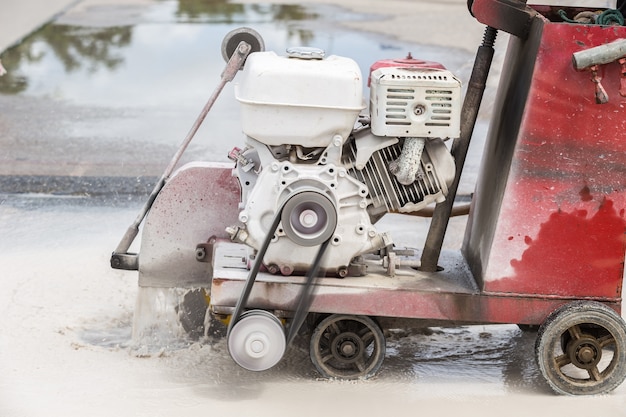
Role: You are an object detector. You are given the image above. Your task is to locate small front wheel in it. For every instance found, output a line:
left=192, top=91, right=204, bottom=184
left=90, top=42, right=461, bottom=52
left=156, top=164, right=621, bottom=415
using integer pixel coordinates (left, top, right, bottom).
left=535, top=301, right=626, bottom=395
left=228, top=310, right=286, bottom=371
left=310, top=314, right=385, bottom=379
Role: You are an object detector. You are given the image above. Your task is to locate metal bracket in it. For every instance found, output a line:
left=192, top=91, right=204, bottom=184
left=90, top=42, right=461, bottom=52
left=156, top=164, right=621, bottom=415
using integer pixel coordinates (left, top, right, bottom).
left=195, top=236, right=217, bottom=263
left=572, top=39, right=626, bottom=105
left=470, top=0, right=537, bottom=39
left=589, top=65, right=609, bottom=104
left=110, top=253, right=138, bottom=270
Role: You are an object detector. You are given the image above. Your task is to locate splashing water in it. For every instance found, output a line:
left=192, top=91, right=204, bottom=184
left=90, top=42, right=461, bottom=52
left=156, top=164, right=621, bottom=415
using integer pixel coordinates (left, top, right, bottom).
left=131, top=287, right=198, bottom=356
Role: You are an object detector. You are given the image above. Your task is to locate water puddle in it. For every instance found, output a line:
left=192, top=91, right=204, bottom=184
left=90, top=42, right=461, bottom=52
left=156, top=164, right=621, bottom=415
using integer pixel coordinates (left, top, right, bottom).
left=1, top=2, right=470, bottom=103
left=78, top=317, right=134, bottom=350
left=383, top=324, right=546, bottom=393
left=75, top=287, right=200, bottom=355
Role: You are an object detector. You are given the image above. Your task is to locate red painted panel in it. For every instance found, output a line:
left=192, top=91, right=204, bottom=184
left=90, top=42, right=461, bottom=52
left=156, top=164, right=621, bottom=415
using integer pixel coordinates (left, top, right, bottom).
left=483, top=22, right=626, bottom=299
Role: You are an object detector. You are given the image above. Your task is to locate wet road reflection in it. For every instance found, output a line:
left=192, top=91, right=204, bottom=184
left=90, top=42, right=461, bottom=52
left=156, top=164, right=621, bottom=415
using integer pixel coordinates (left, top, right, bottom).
left=0, top=1, right=472, bottom=103
left=383, top=325, right=548, bottom=394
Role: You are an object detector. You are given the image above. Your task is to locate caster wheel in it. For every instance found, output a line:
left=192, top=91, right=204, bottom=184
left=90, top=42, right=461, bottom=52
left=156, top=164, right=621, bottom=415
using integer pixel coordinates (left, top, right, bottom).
left=228, top=310, right=286, bottom=371
left=310, top=314, right=385, bottom=379
left=535, top=301, right=626, bottom=395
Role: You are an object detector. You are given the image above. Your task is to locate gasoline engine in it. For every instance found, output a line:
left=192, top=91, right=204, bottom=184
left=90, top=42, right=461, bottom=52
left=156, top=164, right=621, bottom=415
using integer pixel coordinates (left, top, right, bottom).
left=225, top=46, right=460, bottom=276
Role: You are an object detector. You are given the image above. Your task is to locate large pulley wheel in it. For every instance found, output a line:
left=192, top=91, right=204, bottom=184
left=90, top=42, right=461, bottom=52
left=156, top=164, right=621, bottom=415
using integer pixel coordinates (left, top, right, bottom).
left=310, top=314, right=385, bottom=379
left=228, top=310, right=286, bottom=371
left=535, top=301, right=626, bottom=395
left=282, top=191, right=337, bottom=247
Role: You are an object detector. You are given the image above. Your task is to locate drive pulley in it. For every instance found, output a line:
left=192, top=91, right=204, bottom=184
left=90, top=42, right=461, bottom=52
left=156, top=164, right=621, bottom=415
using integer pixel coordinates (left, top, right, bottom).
left=227, top=310, right=286, bottom=371
left=226, top=194, right=332, bottom=371
left=282, top=190, right=338, bottom=247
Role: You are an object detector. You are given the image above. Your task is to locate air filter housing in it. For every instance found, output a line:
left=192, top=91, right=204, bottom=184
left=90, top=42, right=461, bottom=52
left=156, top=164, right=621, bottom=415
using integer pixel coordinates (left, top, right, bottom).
left=235, top=51, right=364, bottom=147
left=369, top=66, right=461, bottom=139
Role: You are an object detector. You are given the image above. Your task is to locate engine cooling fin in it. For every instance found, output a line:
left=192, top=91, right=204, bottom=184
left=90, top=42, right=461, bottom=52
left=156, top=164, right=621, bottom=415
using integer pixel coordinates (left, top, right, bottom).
left=345, top=139, right=447, bottom=213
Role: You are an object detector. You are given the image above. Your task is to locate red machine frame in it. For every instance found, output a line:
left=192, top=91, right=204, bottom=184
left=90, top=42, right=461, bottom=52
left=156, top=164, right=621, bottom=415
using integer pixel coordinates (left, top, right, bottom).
left=111, top=0, right=626, bottom=395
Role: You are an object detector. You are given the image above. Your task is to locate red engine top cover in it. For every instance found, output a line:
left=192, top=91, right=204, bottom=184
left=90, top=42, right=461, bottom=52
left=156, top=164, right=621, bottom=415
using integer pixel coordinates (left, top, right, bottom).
left=368, top=55, right=447, bottom=86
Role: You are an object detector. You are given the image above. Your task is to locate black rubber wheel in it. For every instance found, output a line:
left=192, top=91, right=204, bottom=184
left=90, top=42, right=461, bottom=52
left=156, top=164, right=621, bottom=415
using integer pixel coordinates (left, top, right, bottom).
left=220, top=27, right=265, bottom=64
left=535, top=301, right=626, bottom=395
left=310, top=314, right=385, bottom=379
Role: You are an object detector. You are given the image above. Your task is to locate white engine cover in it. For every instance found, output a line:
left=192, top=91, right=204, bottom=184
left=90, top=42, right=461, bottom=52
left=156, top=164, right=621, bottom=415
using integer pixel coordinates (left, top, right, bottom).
left=235, top=51, right=364, bottom=147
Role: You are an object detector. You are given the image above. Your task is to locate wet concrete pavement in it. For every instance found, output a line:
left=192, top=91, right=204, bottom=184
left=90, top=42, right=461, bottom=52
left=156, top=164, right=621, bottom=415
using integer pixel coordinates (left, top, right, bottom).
left=0, top=0, right=77, bottom=53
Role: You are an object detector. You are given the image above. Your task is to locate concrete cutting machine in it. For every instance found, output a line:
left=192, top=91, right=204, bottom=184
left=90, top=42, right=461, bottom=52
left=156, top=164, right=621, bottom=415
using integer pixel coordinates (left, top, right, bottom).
left=111, top=0, right=626, bottom=395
